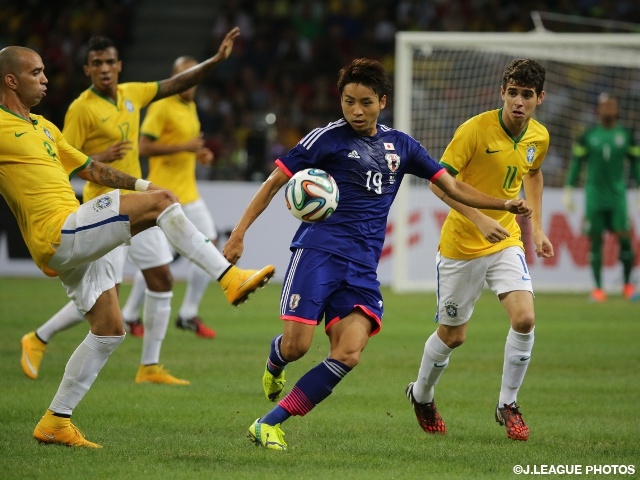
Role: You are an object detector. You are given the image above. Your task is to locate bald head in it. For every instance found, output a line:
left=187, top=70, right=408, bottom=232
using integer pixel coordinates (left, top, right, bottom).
left=0, top=46, right=36, bottom=79
left=172, top=56, right=197, bottom=75
left=172, top=56, right=198, bottom=101
left=0, top=46, right=47, bottom=112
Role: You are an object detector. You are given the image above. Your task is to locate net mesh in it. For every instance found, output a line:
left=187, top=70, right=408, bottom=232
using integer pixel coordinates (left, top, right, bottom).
left=406, top=43, right=640, bottom=187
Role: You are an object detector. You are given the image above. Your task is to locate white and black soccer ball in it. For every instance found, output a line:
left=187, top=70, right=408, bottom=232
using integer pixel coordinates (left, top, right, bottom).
left=284, top=168, right=339, bottom=222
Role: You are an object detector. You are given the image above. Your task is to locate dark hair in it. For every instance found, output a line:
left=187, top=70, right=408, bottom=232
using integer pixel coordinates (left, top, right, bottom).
left=85, top=36, right=118, bottom=65
left=337, top=58, right=392, bottom=100
left=501, top=59, right=546, bottom=96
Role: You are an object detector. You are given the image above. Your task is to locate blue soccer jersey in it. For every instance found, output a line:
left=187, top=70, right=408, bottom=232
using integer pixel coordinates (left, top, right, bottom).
left=276, top=118, right=445, bottom=268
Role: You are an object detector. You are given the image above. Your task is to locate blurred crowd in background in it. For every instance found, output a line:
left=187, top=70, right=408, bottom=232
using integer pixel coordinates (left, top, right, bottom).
left=1, top=0, right=639, bottom=181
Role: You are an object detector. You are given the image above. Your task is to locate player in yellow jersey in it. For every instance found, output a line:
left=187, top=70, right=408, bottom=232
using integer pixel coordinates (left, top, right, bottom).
left=1, top=46, right=274, bottom=447
left=119, top=56, right=217, bottom=339
left=406, top=59, right=554, bottom=442
left=19, top=28, right=272, bottom=385
left=22, top=34, right=220, bottom=382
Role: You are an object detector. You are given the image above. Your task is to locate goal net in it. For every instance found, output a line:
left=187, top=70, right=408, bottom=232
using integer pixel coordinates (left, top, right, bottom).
left=390, top=32, right=640, bottom=292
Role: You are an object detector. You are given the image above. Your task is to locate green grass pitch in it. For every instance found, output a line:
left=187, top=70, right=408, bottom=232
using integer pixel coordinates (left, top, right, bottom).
left=0, top=277, right=638, bottom=479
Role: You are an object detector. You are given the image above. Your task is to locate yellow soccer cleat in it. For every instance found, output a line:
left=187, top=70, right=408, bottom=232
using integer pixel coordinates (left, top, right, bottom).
left=33, top=410, right=102, bottom=448
left=21, top=331, right=47, bottom=380
left=263, top=365, right=286, bottom=402
left=220, top=265, right=275, bottom=306
left=248, top=418, right=287, bottom=451
left=135, top=364, right=190, bottom=385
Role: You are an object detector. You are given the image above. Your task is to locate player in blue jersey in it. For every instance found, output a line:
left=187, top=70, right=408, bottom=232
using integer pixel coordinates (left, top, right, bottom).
left=223, top=58, right=533, bottom=451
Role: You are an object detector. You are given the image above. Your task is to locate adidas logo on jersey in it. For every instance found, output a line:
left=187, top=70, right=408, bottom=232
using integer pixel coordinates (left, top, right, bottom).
left=348, top=150, right=361, bottom=158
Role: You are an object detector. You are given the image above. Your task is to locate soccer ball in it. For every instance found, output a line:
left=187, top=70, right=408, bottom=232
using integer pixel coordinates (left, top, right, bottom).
left=284, top=168, right=339, bottom=222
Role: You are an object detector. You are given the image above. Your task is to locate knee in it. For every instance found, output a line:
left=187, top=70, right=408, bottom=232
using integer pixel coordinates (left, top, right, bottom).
left=159, top=188, right=179, bottom=205
left=330, top=350, right=361, bottom=369
left=91, top=319, right=126, bottom=337
left=152, top=189, right=180, bottom=215
left=280, top=336, right=310, bottom=362
left=144, top=268, right=173, bottom=292
left=438, top=325, right=466, bottom=349
left=511, top=315, right=535, bottom=333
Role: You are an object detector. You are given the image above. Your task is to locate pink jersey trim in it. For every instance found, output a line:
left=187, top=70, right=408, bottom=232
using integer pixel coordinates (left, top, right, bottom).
left=324, top=306, right=382, bottom=337
left=430, top=167, right=447, bottom=182
left=275, top=159, right=293, bottom=178
left=281, top=315, right=317, bottom=325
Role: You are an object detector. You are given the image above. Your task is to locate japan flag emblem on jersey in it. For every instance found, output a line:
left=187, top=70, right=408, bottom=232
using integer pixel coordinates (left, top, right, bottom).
left=385, top=153, right=401, bottom=172
left=289, top=294, right=301, bottom=310
left=384, top=142, right=395, bottom=150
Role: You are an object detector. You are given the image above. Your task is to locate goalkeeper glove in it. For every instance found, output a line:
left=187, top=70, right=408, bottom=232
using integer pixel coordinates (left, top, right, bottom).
left=562, top=186, right=575, bottom=213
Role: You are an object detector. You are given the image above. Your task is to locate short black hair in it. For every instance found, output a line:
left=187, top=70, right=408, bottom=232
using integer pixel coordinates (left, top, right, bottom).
left=85, top=36, right=118, bottom=65
left=502, top=59, right=546, bottom=96
left=337, top=58, right=392, bottom=100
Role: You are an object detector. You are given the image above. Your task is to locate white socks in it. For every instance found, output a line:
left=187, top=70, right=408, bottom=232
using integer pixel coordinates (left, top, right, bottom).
left=121, top=269, right=146, bottom=323
left=413, top=331, right=454, bottom=403
left=179, top=264, right=211, bottom=320
left=141, top=289, right=173, bottom=365
left=36, top=301, right=85, bottom=342
left=156, top=203, right=229, bottom=280
left=498, top=327, right=534, bottom=406
left=49, top=332, right=125, bottom=415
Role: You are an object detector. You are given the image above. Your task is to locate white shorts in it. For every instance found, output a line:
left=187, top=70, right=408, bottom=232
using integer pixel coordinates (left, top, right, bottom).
left=97, top=227, right=174, bottom=285
left=182, top=198, right=217, bottom=241
left=48, top=190, right=130, bottom=314
left=127, top=226, right=174, bottom=270
left=435, top=246, right=534, bottom=326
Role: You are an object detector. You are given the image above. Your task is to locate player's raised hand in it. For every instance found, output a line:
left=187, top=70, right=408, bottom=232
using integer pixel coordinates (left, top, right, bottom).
left=214, top=26, right=240, bottom=62
left=504, top=198, right=532, bottom=217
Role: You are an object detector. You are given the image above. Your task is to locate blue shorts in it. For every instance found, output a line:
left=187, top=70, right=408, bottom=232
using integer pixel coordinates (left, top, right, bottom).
left=280, top=248, right=383, bottom=336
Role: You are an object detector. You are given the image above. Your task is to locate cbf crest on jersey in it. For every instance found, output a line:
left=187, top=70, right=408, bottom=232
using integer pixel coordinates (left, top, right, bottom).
left=444, top=301, right=459, bottom=318
left=93, top=195, right=113, bottom=212
left=525, top=143, right=537, bottom=164
left=385, top=153, right=400, bottom=172
left=125, top=99, right=134, bottom=113
left=42, top=127, right=54, bottom=142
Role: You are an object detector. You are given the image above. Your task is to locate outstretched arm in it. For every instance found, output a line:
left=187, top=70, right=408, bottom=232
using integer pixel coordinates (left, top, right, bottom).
left=155, top=27, right=240, bottom=100
left=76, top=159, right=160, bottom=192
left=430, top=181, right=511, bottom=244
left=223, top=167, right=289, bottom=264
left=433, top=171, right=532, bottom=217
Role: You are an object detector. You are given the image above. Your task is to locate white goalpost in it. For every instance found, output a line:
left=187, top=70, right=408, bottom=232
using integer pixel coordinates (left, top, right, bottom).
left=391, top=32, right=640, bottom=293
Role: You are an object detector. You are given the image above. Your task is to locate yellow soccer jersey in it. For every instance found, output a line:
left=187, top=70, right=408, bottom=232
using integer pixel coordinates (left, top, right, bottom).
left=439, top=108, right=549, bottom=260
left=141, top=95, right=201, bottom=204
left=63, top=82, right=159, bottom=201
left=0, top=107, right=90, bottom=276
